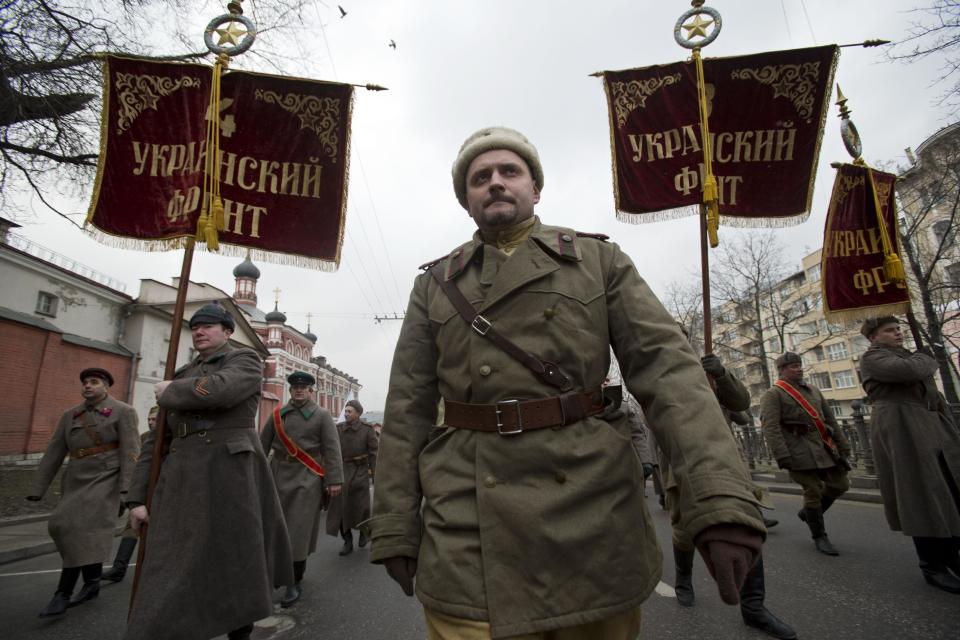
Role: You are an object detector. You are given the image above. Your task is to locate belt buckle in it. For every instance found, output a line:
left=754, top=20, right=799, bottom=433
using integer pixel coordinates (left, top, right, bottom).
left=496, top=399, right=523, bottom=436
left=471, top=315, right=492, bottom=336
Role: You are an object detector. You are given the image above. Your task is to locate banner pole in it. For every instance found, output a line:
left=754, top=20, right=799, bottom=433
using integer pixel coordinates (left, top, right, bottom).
left=128, top=237, right=196, bottom=614
left=700, top=203, right=713, bottom=353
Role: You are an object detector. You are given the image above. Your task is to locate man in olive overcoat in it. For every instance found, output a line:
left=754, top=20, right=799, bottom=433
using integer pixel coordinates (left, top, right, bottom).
left=369, top=126, right=767, bottom=639
left=125, top=303, right=293, bottom=640
left=326, top=398, right=377, bottom=555
left=262, top=371, right=344, bottom=606
left=29, top=367, right=140, bottom=617
left=760, top=352, right=852, bottom=556
left=860, top=316, right=960, bottom=593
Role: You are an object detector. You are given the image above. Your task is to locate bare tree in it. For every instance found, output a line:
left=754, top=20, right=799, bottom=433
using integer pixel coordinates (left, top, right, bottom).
left=661, top=279, right=704, bottom=355
left=896, top=123, right=960, bottom=404
left=0, top=0, right=326, bottom=225
left=888, top=0, right=960, bottom=113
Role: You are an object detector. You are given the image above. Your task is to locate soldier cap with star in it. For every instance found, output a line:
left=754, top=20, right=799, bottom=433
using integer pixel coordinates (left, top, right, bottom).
left=80, top=367, right=114, bottom=386
left=189, top=302, right=235, bottom=330
left=775, top=352, right=802, bottom=370
left=287, top=371, right=316, bottom=387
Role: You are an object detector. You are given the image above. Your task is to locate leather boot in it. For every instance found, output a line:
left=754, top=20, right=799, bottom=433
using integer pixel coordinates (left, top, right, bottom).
left=103, top=537, right=138, bottom=583
left=68, top=581, right=100, bottom=607
left=803, top=507, right=839, bottom=556
left=280, top=583, right=302, bottom=608
left=798, top=495, right=837, bottom=522
left=920, top=563, right=960, bottom=593
left=914, top=536, right=960, bottom=593
left=227, top=623, right=254, bottom=639
left=740, top=556, right=799, bottom=639
left=673, top=545, right=695, bottom=607
left=38, top=592, right=70, bottom=617
left=339, top=530, right=354, bottom=556
left=763, top=517, right=779, bottom=529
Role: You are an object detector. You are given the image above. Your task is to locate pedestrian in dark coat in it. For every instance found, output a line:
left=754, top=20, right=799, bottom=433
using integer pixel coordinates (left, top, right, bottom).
left=860, top=316, right=960, bottom=594
left=125, top=303, right=293, bottom=640
left=326, top=398, right=378, bottom=555
left=261, top=371, right=344, bottom=607
left=28, top=367, right=140, bottom=617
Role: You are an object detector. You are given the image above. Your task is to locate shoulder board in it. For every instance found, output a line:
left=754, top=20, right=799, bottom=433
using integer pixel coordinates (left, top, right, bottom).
left=418, top=255, right=446, bottom=271
left=576, top=232, right=609, bottom=241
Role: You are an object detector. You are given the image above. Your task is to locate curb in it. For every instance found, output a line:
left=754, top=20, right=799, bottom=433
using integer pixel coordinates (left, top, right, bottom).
left=0, top=541, right=56, bottom=566
left=0, top=513, right=51, bottom=528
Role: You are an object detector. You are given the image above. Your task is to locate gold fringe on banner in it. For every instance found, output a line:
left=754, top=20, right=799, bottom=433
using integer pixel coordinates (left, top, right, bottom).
left=614, top=207, right=812, bottom=228
left=823, top=301, right=912, bottom=325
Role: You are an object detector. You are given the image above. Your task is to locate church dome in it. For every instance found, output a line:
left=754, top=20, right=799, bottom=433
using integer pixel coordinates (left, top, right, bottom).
left=304, top=328, right=317, bottom=343
left=265, top=303, right=286, bottom=323
left=233, top=255, right=260, bottom=279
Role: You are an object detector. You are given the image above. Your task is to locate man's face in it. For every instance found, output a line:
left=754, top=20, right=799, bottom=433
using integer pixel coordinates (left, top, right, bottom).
left=290, top=384, right=312, bottom=402
left=147, top=411, right=158, bottom=431
left=344, top=406, right=360, bottom=423
left=870, top=322, right=903, bottom=348
left=191, top=322, right=231, bottom=356
left=465, top=149, right=540, bottom=232
left=781, top=362, right=803, bottom=384
left=81, top=376, right=108, bottom=403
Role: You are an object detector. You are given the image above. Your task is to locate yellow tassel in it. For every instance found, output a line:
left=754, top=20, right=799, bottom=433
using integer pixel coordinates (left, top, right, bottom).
left=196, top=207, right=209, bottom=242
left=212, top=198, right=225, bottom=232
left=205, top=223, right=219, bottom=251
left=884, top=252, right=906, bottom=284
left=707, top=202, right=720, bottom=248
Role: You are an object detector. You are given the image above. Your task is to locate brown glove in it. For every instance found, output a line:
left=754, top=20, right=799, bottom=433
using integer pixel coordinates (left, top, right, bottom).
left=384, top=556, right=417, bottom=596
left=694, top=524, right=763, bottom=605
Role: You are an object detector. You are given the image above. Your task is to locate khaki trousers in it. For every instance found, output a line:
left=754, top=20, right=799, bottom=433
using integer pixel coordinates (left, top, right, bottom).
left=424, top=606, right=641, bottom=640
left=789, top=466, right=850, bottom=507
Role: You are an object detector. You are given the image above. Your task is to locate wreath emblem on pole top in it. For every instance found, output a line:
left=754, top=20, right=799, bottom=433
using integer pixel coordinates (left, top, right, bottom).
left=673, top=3, right=722, bottom=49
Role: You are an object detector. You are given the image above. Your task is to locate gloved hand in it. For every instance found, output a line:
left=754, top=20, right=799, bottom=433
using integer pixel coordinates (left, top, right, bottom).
left=776, top=458, right=792, bottom=470
left=701, top=354, right=726, bottom=378
left=25, top=495, right=41, bottom=502
left=642, top=463, right=654, bottom=479
left=695, top=524, right=763, bottom=605
left=384, top=556, right=417, bottom=596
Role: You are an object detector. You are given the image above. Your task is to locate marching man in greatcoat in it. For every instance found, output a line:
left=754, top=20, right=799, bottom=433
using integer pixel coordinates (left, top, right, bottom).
left=28, top=367, right=140, bottom=617
left=761, top=352, right=852, bottom=556
left=859, top=316, right=960, bottom=593
left=261, top=371, right=344, bottom=607
left=124, top=303, right=293, bottom=640
left=327, top=399, right=378, bottom=555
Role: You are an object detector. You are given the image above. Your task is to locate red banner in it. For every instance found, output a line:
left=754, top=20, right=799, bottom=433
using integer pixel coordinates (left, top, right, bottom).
left=821, top=163, right=910, bottom=321
left=602, top=46, right=837, bottom=225
left=86, top=56, right=353, bottom=269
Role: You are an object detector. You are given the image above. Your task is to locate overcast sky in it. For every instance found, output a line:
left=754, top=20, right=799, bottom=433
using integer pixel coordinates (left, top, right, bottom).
left=12, top=1, right=957, bottom=410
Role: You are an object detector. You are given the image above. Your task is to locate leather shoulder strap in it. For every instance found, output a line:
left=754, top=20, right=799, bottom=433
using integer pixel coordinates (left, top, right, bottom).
left=428, top=264, right=572, bottom=390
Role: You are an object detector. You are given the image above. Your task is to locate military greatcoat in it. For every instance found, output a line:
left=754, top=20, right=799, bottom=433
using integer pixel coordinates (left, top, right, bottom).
left=760, top=380, right=852, bottom=469
left=860, top=344, right=960, bottom=537
left=369, top=219, right=765, bottom=639
left=32, top=395, right=139, bottom=567
left=124, top=345, right=293, bottom=640
left=261, top=399, right=343, bottom=560
left=326, top=419, right=378, bottom=535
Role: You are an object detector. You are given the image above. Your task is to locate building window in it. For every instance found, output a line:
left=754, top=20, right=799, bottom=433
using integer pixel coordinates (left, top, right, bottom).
left=806, top=264, right=821, bottom=282
left=826, top=342, right=849, bottom=361
left=808, top=372, right=832, bottom=389
left=36, top=291, right=58, bottom=317
left=833, top=370, right=856, bottom=389
left=827, top=399, right=843, bottom=418
left=933, top=219, right=954, bottom=248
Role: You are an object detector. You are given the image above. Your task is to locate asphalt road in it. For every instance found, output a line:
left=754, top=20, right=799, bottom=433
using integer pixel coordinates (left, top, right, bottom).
left=0, top=494, right=957, bottom=639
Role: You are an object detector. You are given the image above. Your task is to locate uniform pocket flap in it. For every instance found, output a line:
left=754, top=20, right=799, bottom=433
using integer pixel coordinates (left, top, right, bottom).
left=226, top=439, right=255, bottom=455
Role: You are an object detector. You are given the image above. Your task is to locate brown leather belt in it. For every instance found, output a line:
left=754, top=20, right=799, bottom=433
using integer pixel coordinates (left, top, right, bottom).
left=444, top=388, right=605, bottom=435
left=70, top=442, right=119, bottom=459
left=345, top=454, right=369, bottom=465
left=783, top=423, right=811, bottom=435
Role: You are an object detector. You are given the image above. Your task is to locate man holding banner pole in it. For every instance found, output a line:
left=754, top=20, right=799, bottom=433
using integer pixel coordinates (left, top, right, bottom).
left=261, top=371, right=343, bottom=607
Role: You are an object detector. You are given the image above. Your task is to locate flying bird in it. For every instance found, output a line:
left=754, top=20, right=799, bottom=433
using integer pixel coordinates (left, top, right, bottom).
left=389, top=39, right=396, bottom=49
left=338, top=5, right=347, bottom=18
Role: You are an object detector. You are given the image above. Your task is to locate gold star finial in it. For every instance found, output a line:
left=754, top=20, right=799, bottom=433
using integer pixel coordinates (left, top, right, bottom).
left=683, top=14, right=714, bottom=40
left=216, top=20, right=247, bottom=46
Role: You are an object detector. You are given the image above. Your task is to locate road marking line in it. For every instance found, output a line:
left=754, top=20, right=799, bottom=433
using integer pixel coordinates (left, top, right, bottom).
left=0, top=563, right=136, bottom=578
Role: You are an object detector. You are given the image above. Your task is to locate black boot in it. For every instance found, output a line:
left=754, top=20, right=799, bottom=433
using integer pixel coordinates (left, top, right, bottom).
left=358, top=528, right=369, bottom=548
left=803, top=507, right=839, bottom=556
left=103, top=537, right=138, bottom=583
left=820, top=495, right=837, bottom=514
left=69, top=564, right=101, bottom=607
left=740, top=556, right=799, bottom=639
left=673, top=545, right=695, bottom=607
left=38, top=592, right=70, bottom=618
left=763, top=517, right=779, bottom=529
left=914, top=537, right=960, bottom=594
left=339, top=530, right=354, bottom=556
left=227, top=623, right=254, bottom=639
left=280, top=583, right=301, bottom=608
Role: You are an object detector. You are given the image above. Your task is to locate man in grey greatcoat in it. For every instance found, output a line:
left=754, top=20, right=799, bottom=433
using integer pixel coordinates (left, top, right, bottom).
left=28, top=367, right=140, bottom=617
left=860, top=316, right=960, bottom=593
left=369, top=126, right=766, bottom=639
left=261, top=371, right=343, bottom=607
left=327, top=398, right=378, bottom=555
left=761, top=352, right=852, bottom=556
left=125, top=303, right=293, bottom=640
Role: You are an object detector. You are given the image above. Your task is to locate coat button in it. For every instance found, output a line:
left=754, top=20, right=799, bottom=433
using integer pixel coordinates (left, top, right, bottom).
left=479, top=365, right=492, bottom=376
left=554, top=471, right=567, bottom=483
left=561, top=234, right=572, bottom=242
left=483, top=475, right=496, bottom=488
left=544, top=308, right=556, bottom=319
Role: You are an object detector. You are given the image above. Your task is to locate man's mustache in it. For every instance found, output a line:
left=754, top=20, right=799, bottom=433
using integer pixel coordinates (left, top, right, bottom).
left=484, top=194, right=515, bottom=206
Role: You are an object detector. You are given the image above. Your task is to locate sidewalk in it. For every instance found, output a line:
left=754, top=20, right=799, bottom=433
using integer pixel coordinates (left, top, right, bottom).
left=0, top=469, right=883, bottom=566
